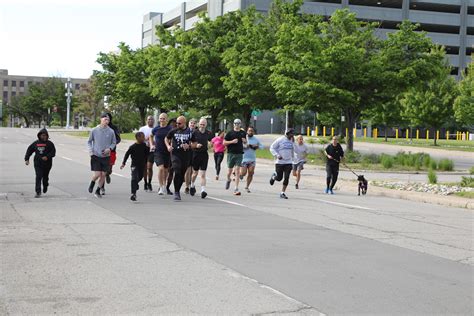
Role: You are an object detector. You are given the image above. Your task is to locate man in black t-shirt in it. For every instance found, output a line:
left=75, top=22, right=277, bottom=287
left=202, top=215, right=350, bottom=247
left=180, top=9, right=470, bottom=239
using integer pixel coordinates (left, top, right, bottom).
left=165, top=116, right=196, bottom=201
left=223, top=118, right=247, bottom=196
left=324, top=136, right=344, bottom=194
left=190, top=118, right=213, bottom=199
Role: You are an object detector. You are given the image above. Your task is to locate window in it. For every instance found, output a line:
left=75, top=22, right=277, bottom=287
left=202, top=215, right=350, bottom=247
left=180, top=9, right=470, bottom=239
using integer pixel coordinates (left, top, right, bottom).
left=20, top=81, right=24, bottom=87
left=28, top=81, right=33, bottom=86
left=11, top=91, right=16, bottom=97
left=3, top=80, right=7, bottom=87
left=11, top=80, right=16, bottom=87
left=75, top=83, right=80, bottom=90
left=2, top=91, right=8, bottom=101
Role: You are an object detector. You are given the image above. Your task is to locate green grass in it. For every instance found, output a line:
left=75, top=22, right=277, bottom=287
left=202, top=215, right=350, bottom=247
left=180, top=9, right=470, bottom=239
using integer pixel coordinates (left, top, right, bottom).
left=354, top=137, right=474, bottom=152
left=455, top=191, right=474, bottom=199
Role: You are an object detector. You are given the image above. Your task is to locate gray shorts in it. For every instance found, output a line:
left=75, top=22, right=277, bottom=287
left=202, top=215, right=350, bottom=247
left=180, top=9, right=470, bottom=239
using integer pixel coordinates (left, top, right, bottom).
left=292, top=161, right=305, bottom=172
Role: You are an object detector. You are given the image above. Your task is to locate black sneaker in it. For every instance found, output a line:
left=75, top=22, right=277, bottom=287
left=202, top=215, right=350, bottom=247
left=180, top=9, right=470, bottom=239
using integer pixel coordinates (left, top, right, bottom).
left=43, top=185, right=48, bottom=194
left=100, top=186, right=105, bottom=195
left=130, top=194, right=136, bottom=201
left=88, top=181, right=95, bottom=193
left=35, top=192, right=41, bottom=198
left=94, top=189, right=102, bottom=199
left=144, top=183, right=148, bottom=191
left=166, top=188, right=173, bottom=195
left=184, top=187, right=190, bottom=194
left=174, top=192, right=181, bottom=201
left=106, top=174, right=111, bottom=184
left=190, top=187, right=196, bottom=196
left=148, top=183, right=152, bottom=192
left=269, top=173, right=276, bottom=186
left=280, top=192, right=288, bottom=199
left=239, top=175, right=244, bottom=181
left=201, top=191, right=207, bottom=199
left=295, top=183, right=299, bottom=190
left=225, top=180, right=231, bottom=190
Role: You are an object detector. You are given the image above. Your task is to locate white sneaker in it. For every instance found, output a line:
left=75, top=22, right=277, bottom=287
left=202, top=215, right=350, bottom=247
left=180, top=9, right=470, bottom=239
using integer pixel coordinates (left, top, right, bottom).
left=158, top=188, right=164, bottom=195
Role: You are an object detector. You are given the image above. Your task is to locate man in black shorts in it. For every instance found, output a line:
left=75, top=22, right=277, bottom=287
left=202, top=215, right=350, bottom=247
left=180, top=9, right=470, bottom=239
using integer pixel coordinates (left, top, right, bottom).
left=150, top=113, right=172, bottom=195
left=190, top=118, right=213, bottom=199
left=87, top=113, right=117, bottom=198
left=223, top=119, right=247, bottom=196
left=165, top=116, right=196, bottom=201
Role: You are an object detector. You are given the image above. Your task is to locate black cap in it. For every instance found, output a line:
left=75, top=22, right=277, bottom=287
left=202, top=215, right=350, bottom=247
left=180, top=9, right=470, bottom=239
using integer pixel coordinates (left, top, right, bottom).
left=285, top=128, right=295, bottom=135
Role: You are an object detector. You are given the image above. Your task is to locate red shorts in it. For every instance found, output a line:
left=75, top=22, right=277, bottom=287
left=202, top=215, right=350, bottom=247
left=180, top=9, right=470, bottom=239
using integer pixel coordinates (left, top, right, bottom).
left=109, top=151, right=117, bottom=166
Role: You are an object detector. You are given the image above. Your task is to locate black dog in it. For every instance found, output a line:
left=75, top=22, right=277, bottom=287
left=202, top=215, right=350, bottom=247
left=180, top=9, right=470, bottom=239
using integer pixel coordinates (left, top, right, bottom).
left=358, top=175, right=368, bottom=196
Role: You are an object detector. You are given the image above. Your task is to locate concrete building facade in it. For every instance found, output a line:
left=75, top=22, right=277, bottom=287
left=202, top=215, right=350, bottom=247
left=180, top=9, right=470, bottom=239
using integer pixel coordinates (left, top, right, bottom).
left=142, top=0, right=473, bottom=133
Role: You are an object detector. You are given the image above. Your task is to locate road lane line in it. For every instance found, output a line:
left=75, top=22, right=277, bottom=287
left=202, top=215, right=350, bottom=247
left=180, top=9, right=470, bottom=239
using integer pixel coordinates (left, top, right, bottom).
left=207, top=196, right=246, bottom=207
left=313, top=198, right=375, bottom=210
left=112, top=172, right=127, bottom=178
left=61, top=156, right=73, bottom=161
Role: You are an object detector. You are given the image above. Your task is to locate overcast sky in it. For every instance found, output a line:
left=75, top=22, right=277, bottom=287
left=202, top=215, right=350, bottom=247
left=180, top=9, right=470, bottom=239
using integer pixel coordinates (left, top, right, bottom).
left=0, top=0, right=177, bottom=79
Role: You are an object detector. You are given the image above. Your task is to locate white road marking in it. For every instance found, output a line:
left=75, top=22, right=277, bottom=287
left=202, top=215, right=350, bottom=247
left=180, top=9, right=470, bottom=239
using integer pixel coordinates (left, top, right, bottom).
left=112, top=172, right=127, bottom=178
left=313, top=198, right=374, bottom=210
left=59, top=143, right=65, bottom=146
left=207, top=196, right=246, bottom=207
left=61, top=156, right=73, bottom=161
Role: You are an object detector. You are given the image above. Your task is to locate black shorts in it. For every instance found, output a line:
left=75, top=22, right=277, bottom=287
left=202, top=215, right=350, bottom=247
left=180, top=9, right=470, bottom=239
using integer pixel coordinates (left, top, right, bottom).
left=90, top=155, right=110, bottom=172
left=154, top=151, right=171, bottom=168
left=192, top=152, right=209, bottom=171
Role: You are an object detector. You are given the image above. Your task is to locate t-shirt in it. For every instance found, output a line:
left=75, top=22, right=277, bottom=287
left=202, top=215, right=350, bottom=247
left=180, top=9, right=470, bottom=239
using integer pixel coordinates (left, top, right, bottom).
left=243, top=136, right=263, bottom=163
left=225, top=129, right=247, bottom=154
left=166, top=127, right=196, bottom=155
left=192, top=129, right=213, bottom=153
left=325, top=143, right=344, bottom=165
left=211, top=136, right=225, bottom=153
left=139, top=125, right=154, bottom=147
left=293, top=143, right=308, bottom=164
left=152, top=125, right=172, bottom=153
left=122, top=142, right=148, bottom=167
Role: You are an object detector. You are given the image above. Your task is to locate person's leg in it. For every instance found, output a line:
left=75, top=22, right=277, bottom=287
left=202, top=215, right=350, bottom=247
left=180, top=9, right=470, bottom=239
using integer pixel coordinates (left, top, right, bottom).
left=184, top=166, right=192, bottom=193
left=282, top=164, right=292, bottom=193
left=325, top=164, right=332, bottom=193
left=131, top=167, right=138, bottom=195
left=42, top=164, right=52, bottom=193
left=329, top=165, right=339, bottom=191
left=246, top=164, right=255, bottom=189
left=296, top=168, right=301, bottom=185
left=275, top=164, right=284, bottom=182
left=34, top=164, right=43, bottom=195
left=173, top=156, right=187, bottom=195
left=214, top=153, right=219, bottom=178
left=226, top=154, right=234, bottom=190
left=216, top=153, right=223, bottom=178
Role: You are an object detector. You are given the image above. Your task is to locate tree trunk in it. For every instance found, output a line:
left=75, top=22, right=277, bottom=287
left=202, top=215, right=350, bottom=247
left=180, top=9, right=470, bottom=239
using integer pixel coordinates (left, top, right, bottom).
left=243, top=106, right=252, bottom=129
left=346, top=110, right=354, bottom=152
left=288, top=110, right=295, bottom=129
left=139, top=107, right=146, bottom=126
left=384, top=125, right=389, bottom=142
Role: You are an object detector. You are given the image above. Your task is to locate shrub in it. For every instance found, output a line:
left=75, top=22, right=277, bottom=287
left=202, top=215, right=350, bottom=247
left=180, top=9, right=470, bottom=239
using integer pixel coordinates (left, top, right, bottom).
left=460, top=176, right=474, bottom=188
left=422, top=154, right=433, bottom=168
left=438, top=159, right=454, bottom=171
left=381, top=154, right=394, bottom=169
left=428, top=169, right=437, bottom=184
left=470, top=166, right=474, bottom=175
left=361, top=153, right=380, bottom=164
left=430, top=159, right=438, bottom=170
left=345, top=151, right=361, bottom=163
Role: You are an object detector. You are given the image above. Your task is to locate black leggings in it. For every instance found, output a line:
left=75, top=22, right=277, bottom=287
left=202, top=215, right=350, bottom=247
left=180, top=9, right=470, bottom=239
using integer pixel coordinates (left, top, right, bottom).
left=131, top=166, right=144, bottom=194
left=214, top=152, right=224, bottom=176
left=326, top=163, right=339, bottom=189
left=171, top=154, right=190, bottom=193
left=275, top=164, right=292, bottom=186
left=34, top=163, right=52, bottom=194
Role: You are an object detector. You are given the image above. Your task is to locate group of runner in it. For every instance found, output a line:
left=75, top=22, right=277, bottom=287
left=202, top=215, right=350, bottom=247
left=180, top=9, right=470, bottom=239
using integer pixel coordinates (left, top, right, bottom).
left=25, top=112, right=344, bottom=201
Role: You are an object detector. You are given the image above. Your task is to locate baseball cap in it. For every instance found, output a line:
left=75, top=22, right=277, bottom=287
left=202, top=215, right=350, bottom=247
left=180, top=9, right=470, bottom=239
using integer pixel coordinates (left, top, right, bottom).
left=233, top=119, right=241, bottom=124
left=285, top=128, right=295, bottom=135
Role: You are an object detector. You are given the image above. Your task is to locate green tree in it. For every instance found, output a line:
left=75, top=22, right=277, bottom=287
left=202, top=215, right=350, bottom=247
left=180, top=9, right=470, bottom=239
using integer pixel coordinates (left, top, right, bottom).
left=401, top=71, right=456, bottom=146
left=75, top=74, right=105, bottom=126
left=453, top=62, right=474, bottom=126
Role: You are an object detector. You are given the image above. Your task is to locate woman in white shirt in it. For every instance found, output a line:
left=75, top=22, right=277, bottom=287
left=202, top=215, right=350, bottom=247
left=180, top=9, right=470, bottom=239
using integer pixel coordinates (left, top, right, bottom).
left=293, top=135, right=308, bottom=189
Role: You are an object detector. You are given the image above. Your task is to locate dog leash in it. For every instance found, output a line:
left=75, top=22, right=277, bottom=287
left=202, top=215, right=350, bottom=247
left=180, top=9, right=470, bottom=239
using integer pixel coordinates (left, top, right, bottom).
left=333, top=158, right=360, bottom=177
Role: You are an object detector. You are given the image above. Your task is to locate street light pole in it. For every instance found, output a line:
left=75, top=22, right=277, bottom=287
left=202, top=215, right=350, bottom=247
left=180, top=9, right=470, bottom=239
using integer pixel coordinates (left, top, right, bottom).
left=65, top=78, right=72, bottom=129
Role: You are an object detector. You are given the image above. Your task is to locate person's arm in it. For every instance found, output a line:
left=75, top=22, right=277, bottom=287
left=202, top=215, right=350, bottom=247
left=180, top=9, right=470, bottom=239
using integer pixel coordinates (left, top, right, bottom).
left=87, top=130, right=94, bottom=156
left=149, top=131, right=155, bottom=150
left=339, top=144, right=344, bottom=161
left=324, top=145, right=332, bottom=160
left=24, top=142, right=35, bottom=165
left=223, top=132, right=238, bottom=146
left=269, top=139, right=281, bottom=159
left=121, top=146, right=132, bottom=167
left=46, top=142, right=56, bottom=159
left=165, top=130, right=173, bottom=152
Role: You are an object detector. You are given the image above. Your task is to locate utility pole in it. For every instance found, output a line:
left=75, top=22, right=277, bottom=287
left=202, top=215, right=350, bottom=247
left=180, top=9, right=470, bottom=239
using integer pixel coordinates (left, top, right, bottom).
left=65, top=78, right=73, bottom=129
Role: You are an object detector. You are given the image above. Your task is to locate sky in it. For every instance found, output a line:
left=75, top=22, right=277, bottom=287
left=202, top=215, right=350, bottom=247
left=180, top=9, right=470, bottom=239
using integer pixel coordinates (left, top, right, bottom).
left=0, top=0, right=178, bottom=79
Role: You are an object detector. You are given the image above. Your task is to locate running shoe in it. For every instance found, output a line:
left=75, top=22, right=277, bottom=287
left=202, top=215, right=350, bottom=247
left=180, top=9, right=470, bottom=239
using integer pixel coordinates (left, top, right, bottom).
left=174, top=192, right=181, bottom=201
left=325, top=188, right=329, bottom=194
left=158, top=188, right=164, bottom=195
left=106, top=174, right=111, bottom=184
left=94, top=189, right=102, bottom=199
left=269, top=173, right=276, bottom=186
left=245, top=187, right=251, bottom=193
left=295, top=184, right=299, bottom=190
left=225, top=180, right=231, bottom=190
left=144, top=183, right=149, bottom=191
left=148, top=183, right=153, bottom=192
left=330, top=189, right=334, bottom=195
left=130, top=194, right=136, bottom=201
left=233, top=190, right=241, bottom=196
left=100, top=187, right=105, bottom=195
left=88, top=181, right=95, bottom=193
left=43, top=185, right=48, bottom=194
left=280, top=192, right=288, bottom=199
left=239, top=175, right=244, bottom=181
left=167, top=188, right=173, bottom=195
left=190, top=186, right=196, bottom=196
left=201, top=191, right=207, bottom=199
left=35, top=192, right=41, bottom=198
left=185, top=187, right=190, bottom=194
left=215, top=176, right=219, bottom=180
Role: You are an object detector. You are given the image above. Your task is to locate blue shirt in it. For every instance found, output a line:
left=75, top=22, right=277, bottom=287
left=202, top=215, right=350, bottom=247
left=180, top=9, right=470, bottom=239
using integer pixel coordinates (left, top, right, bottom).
left=152, top=125, right=172, bottom=153
left=243, top=136, right=263, bottom=163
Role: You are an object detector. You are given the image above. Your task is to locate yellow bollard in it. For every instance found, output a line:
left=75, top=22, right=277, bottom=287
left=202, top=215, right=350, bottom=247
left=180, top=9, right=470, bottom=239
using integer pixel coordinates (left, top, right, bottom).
left=395, top=129, right=398, bottom=139
left=416, top=129, right=419, bottom=140
left=307, top=126, right=310, bottom=137
left=426, top=130, right=429, bottom=140
left=315, top=126, right=318, bottom=137
left=446, top=131, right=449, bottom=140
left=375, top=128, right=378, bottom=139
left=353, top=128, right=356, bottom=138
left=406, top=129, right=409, bottom=140
left=346, top=128, right=348, bottom=137
left=331, top=127, right=334, bottom=137
left=456, top=131, right=459, bottom=140
left=364, top=128, right=367, bottom=138
left=323, top=126, right=326, bottom=137
left=467, top=132, right=470, bottom=140
left=436, top=130, right=439, bottom=140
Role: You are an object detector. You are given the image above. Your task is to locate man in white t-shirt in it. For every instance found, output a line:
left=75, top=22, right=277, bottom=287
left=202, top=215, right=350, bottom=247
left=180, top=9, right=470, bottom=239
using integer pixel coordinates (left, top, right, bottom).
left=139, top=115, right=155, bottom=191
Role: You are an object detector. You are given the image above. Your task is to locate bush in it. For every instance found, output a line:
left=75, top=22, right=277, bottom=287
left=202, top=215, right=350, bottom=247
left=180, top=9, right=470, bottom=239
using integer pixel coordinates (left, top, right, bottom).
left=361, top=153, right=380, bottom=164
left=469, top=166, right=474, bottom=175
left=316, top=138, right=328, bottom=145
left=345, top=151, right=361, bottom=163
left=428, top=169, right=437, bottom=184
left=422, top=154, right=433, bottom=168
left=381, top=154, right=394, bottom=169
left=438, top=159, right=454, bottom=171
left=460, top=176, right=474, bottom=188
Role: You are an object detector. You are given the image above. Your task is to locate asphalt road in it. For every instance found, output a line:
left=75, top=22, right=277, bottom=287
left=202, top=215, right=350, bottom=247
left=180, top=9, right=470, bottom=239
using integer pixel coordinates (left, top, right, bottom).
left=1, top=127, right=473, bottom=315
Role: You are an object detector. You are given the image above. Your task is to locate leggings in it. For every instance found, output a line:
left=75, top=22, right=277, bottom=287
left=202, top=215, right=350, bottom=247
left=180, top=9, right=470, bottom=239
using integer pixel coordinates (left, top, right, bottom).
left=34, top=163, right=52, bottom=194
left=326, top=163, right=339, bottom=189
left=131, top=166, right=144, bottom=194
left=214, top=152, right=224, bottom=176
left=171, top=154, right=190, bottom=193
left=275, top=164, right=292, bottom=186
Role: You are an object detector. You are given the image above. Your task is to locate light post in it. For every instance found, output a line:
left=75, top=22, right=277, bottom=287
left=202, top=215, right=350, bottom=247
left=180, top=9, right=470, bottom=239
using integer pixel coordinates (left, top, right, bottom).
left=65, top=78, right=73, bottom=129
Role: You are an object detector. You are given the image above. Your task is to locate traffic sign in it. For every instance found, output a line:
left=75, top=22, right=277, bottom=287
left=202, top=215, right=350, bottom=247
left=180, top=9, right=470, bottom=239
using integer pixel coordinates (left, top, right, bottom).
left=251, top=109, right=262, bottom=116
